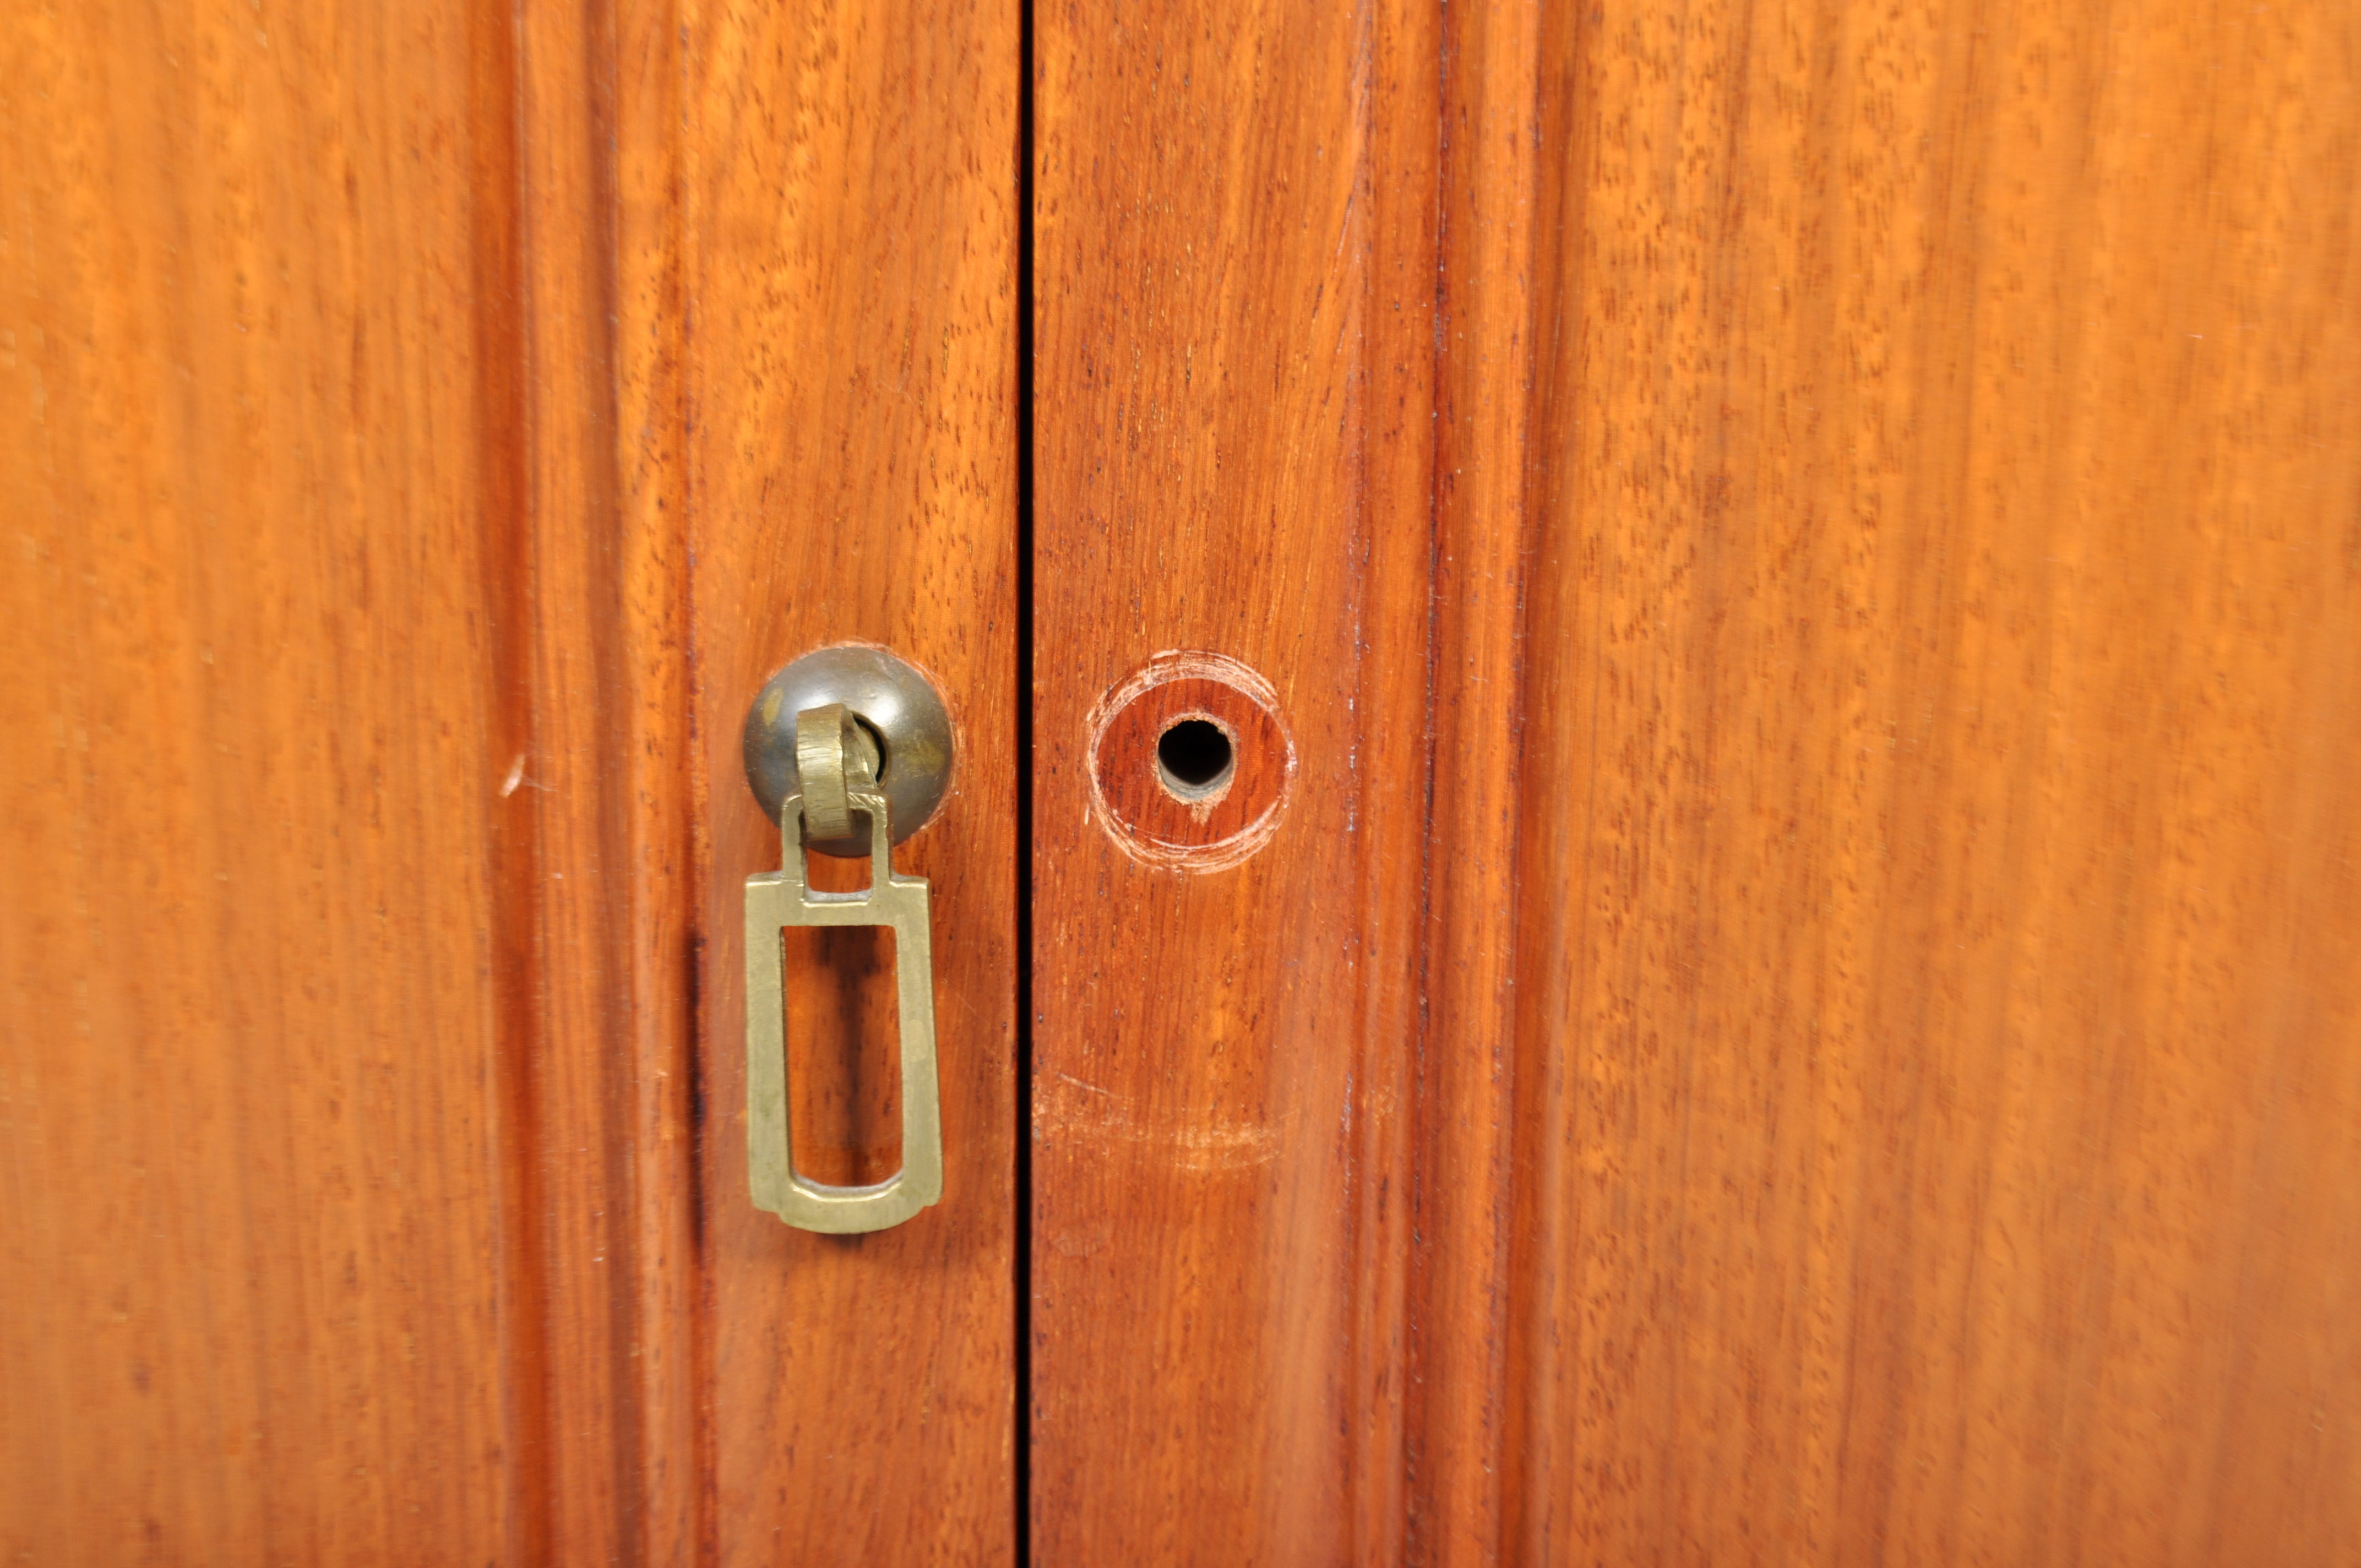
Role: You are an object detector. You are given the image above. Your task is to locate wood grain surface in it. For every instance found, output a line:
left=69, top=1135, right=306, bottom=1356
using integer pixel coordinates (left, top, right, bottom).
left=1031, top=0, right=1439, bottom=1557
left=0, top=0, right=701, bottom=1560
left=1086, top=662, right=1296, bottom=869
left=13, top=0, right=2357, bottom=1559
left=0, top=3, right=510, bottom=1553
left=1497, top=2, right=2361, bottom=1561
left=1035, top=0, right=2361, bottom=1562
left=3, top=0, right=1020, bottom=1556
left=681, top=0, right=1022, bottom=1560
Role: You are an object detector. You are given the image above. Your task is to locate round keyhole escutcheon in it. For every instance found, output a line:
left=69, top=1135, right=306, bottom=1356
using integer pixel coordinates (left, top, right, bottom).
left=1087, top=651, right=1294, bottom=873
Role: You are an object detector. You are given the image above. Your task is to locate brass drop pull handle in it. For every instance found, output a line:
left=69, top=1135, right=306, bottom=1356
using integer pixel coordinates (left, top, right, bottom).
left=742, top=648, right=953, bottom=1234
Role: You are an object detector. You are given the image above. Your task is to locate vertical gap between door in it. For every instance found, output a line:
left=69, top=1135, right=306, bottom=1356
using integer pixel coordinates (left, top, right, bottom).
left=1013, top=0, right=1037, bottom=1556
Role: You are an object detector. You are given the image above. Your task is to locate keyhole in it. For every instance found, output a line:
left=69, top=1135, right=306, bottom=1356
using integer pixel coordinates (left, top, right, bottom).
left=1156, top=718, right=1235, bottom=800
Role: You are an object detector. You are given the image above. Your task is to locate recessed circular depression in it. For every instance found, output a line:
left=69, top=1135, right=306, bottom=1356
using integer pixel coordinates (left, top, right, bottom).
left=1155, top=717, right=1236, bottom=800
left=1085, top=651, right=1294, bottom=872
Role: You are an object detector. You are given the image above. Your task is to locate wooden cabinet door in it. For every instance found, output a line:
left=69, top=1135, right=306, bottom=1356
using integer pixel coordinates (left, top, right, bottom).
left=1032, top=0, right=2361, bottom=1562
left=2, top=0, right=1017, bottom=1562
left=12, top=0, right=2360, bottom=1563
left=684, top=0, right=1021, bottom=1559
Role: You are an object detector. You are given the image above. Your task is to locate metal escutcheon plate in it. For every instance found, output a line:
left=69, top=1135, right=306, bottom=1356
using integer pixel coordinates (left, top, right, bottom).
left=742, top=645, right=954, bottom=857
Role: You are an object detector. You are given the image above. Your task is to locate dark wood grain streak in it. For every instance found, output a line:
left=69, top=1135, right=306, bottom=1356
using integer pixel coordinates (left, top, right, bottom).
left=612, top=0, right=706, bottom=1556
left=1346, top=0, right=1444, bottom=1555
left=511, top=0, right=701, bottom=1559
left=1408, top=0, right=1547, bottom=1556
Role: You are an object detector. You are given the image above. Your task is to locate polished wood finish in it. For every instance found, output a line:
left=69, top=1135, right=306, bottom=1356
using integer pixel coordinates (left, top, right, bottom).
left=1498, top=3, right=2361, bottom=1560
left=782, top=924, right=905, bottom=1187
left=682, top=0, right=1022, bottom=1559
left=1087, top=661, right=1295, bottom=869
left=0, top=0, right=698, bottom=1560
left=1032, top=0, right=1438, bottom=1556
left=7, top=0, right=1022, bottom=1557
left=4, top=0, right=1018, bottom=1555
left=15, top=0, right=2357, bottom=1558
left=1035, top=0, right=2361, bottom=1562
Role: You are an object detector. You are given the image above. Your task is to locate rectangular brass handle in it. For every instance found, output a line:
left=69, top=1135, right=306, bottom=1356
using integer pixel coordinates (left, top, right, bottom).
left=743, top=699, right=944, bottom=1234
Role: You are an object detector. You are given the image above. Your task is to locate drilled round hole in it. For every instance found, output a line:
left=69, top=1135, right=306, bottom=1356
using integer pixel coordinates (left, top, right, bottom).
left=1156, top=718, right=1235, bottom=800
